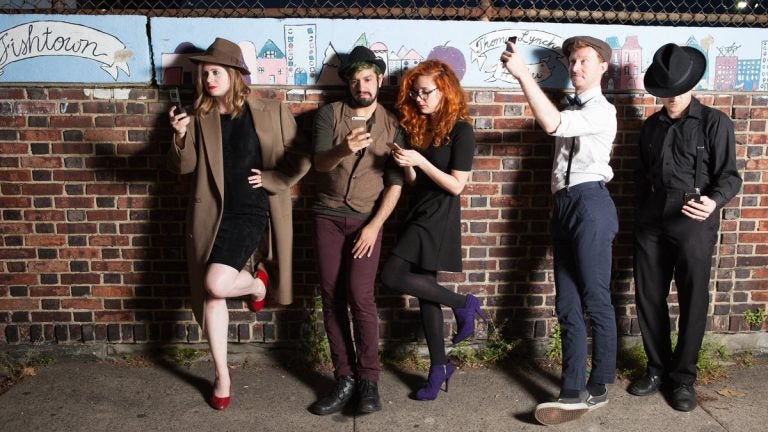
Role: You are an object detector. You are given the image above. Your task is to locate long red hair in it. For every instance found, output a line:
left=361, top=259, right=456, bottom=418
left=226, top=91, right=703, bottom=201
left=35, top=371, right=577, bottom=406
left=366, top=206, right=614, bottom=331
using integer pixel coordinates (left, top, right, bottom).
left=395, top=60, right=470, bottom=150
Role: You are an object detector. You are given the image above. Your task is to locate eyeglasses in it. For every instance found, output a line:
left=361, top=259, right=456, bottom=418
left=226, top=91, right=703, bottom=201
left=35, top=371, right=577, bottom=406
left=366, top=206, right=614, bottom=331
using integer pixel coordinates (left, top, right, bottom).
left=408, top=88, right=438, bottom=101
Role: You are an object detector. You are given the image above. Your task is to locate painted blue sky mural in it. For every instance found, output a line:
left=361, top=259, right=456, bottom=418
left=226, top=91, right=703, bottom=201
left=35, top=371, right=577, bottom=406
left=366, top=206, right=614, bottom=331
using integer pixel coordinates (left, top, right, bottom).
left=0, top=15, right=766, bottom=92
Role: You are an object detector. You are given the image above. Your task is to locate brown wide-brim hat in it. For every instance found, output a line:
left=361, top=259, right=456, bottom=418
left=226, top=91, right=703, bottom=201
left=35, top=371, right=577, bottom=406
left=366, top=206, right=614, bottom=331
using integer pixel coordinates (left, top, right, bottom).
left=189, top=37, right=250, bottom=75
left=644, top=43, right=706, bottom=98
left=338, top=45, right=387, bottom=81
left=562, top=36, right=612, bottom=63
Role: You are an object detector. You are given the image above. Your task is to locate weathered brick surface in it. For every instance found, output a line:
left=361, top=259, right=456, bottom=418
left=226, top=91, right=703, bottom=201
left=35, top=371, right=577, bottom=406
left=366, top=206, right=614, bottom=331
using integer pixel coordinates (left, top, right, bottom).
left=0, top=86, right=766, bottom=345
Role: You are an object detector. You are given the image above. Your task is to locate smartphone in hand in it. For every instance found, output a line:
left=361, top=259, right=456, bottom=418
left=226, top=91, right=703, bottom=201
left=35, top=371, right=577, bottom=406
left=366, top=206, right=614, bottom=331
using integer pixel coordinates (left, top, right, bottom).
left=507, top=36, right=517, bottom=45
left=386, top=141, right=401, bottom=151
left=170, top=88, right=185, bottom=115
left=350, top=116, right=367, bottom=132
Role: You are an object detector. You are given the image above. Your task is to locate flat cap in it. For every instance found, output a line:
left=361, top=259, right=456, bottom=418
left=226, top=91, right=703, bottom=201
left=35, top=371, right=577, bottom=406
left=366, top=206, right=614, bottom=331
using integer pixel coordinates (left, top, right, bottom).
left=562, top=36, right=612, bottom=62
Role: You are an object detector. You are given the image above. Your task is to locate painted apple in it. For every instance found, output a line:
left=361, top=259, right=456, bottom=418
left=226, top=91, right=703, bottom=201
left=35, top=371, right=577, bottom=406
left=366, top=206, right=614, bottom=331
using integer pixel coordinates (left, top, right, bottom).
left=427, top=42, right=466, bottom=80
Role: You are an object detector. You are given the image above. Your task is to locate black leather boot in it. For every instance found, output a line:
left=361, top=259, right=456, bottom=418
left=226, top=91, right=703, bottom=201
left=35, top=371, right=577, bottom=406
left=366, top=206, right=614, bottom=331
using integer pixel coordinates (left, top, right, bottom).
left=357, top=379, right=382, bottom=413
left=310, top=376, right=356, bottom=416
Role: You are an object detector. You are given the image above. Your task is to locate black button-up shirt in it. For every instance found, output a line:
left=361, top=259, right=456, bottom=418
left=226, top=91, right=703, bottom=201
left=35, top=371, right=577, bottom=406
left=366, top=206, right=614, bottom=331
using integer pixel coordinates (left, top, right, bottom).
left=636, top=97, right=742, bottom=208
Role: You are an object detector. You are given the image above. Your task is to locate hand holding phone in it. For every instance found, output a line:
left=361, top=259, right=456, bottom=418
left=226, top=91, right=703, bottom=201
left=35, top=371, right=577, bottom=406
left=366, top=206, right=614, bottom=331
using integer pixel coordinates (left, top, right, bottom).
left=170, top=88, right=185, bottom=115
left=683, top=192, right=702, bottom=204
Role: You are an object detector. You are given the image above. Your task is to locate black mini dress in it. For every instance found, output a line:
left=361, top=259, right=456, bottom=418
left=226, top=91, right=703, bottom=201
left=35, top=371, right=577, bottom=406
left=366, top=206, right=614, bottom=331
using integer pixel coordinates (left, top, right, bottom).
left=391, top=121, right=475, bottom=272
left=207, top=107, right=270, bottom=270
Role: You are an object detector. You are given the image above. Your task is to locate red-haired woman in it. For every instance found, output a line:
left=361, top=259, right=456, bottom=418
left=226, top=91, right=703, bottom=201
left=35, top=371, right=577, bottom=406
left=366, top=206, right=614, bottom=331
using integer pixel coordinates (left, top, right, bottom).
left=167, top=38, right=310, bottom=410
left=381, top=59, right=485, bottom=401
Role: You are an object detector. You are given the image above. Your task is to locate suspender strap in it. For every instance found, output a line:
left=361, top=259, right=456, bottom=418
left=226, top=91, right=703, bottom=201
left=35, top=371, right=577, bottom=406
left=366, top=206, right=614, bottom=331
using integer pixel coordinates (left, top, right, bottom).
left=694, top=142, right=704, bottom=194
left=564, top=137, right=576, bottom=190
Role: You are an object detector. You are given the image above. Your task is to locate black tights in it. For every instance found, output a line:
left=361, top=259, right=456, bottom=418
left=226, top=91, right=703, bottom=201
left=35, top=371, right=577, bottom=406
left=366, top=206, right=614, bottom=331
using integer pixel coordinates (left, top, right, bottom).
left=381, top=255, right=466, bottom=365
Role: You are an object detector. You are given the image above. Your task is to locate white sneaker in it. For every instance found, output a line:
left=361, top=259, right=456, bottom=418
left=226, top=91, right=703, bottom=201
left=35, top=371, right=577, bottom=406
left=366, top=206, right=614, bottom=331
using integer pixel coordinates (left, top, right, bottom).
left=534, top=395, right=589, bottom=425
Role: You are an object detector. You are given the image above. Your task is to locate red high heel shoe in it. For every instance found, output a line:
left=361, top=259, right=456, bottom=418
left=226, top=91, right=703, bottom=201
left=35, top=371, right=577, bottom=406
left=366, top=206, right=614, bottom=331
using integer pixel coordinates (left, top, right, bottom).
left=209, top=370, right=232, bottom=410
left=247, top=262, right=269, bottom=312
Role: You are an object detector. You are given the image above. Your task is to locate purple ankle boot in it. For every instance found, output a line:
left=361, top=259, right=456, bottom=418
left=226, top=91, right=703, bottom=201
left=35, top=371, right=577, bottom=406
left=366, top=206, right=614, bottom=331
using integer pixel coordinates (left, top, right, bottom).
left=452, top=294, right=488, bottom=344
left=416, top=362, right=455, bottom=401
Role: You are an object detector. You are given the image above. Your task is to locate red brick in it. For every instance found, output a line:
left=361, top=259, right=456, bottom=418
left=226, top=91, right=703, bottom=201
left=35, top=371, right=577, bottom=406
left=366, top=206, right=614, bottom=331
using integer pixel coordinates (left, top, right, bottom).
left=0, top=116, right=25, bottom=127
left=93, top=286, right=133, bottom=297
left=0, top=196, right=32, bottom=207
left=59, top=248, right=100, bottom=259
left=84, top=129, right=126, bottom=142
left=19, top=130, right=60, bottom=141
left=0, top=88, right=25, bottom=98
left=0, top=223, right=33, bottom=234
left=29, top=286, right=70, bottom=297
left=0, top=298, right=39, bottom=310
left=0, top=143, right=28, bottom=154
left=86, top=184, right=127, bottom=195
left=0, top=248, right=36, bottom=259
left=48, top=89, right=88, bottom=100
left=62, top=299, right=103, bottom=309
left=31, top=312, right=72, bottom=322
left=85, top=210, right=128, bottom=221
left=60, top=273, right=100, bottom=284
left=24, top=210, right=66, bottom=221
left=90, top=261, right=132, bottom=271
left=54, top=197, right=95, bottom=208
left=15, top=102, right=57, bottom=114
left=52, top=170, right=94, bottom=182
left=94, top=311, right=133, bottom=322
left=88, top=235, right=130, bottom=247
left=20, top=156, right=62, bottom=169
left=25, top=236, right=66, bottom=247
left=50, top=116, right=94, bottom=128
left=0, top=169, right=31, bottom=182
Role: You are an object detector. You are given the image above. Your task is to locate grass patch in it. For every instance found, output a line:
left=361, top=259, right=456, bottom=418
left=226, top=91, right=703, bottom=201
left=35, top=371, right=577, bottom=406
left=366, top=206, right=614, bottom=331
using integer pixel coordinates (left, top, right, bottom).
left=0, top=349, right=56, bottom=396
left=448, top=319, right=517, bottom=368
left=301, top=296, right=332, bottom=370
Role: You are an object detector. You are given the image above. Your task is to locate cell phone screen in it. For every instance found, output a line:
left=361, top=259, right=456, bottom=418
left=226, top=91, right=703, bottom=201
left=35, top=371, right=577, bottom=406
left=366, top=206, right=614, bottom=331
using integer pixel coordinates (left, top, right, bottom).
left=507, top=36, right=517, bottom=44
left=170, top=88, right=185, bottom=114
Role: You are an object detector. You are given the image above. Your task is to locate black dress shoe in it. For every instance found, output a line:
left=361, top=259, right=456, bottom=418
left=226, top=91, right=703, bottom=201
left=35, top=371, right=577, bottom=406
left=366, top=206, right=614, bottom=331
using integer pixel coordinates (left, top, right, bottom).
left=357, top=379, right=382, bottom=413
left=671, top=383, right=697, bottom=412
left=310, top=376, right=356, bottom=416
left=628, top=373, right=663, bottom=396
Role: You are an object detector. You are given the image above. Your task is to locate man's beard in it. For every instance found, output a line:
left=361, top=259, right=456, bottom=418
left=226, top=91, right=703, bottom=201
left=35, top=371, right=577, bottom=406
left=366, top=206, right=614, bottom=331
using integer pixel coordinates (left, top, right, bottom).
left=351, top=90, right=377, bottom=108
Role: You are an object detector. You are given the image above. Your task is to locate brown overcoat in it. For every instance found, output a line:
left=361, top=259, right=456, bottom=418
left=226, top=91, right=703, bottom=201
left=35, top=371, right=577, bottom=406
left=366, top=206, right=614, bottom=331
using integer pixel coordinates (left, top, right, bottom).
left=167, top=95, right=311, bottom=325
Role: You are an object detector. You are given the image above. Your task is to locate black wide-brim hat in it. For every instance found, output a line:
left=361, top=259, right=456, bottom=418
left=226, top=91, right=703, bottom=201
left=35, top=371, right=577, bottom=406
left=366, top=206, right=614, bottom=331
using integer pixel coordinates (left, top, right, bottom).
left=338, top=45, right=387, bottom=81
left=644, top=43, right=706, bottom=98
left=189, top=37, right=250, bottom=75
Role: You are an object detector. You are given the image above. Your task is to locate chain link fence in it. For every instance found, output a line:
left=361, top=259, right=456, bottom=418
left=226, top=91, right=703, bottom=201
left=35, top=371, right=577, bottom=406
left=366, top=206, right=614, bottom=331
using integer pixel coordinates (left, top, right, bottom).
left=1, top=1, right=766, bottom=27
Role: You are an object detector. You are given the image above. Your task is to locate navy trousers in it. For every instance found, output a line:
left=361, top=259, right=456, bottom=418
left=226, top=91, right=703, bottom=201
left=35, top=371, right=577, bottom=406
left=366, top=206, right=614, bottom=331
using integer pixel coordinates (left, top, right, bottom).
left=552, top=181, right=618, bottom=392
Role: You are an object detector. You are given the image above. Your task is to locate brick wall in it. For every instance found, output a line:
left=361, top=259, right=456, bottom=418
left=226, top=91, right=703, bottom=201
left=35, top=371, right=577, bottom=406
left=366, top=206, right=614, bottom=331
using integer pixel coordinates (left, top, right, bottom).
left=1, top=86, right=766, bottom=347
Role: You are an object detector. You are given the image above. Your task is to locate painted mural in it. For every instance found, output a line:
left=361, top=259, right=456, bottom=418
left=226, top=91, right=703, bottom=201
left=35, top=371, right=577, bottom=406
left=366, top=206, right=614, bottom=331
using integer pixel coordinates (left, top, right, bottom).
left=0, top=14, right=766, bottom=92
left=150, top=18, right=768, bottom=92
left=0, top=15, right=151, bottom=83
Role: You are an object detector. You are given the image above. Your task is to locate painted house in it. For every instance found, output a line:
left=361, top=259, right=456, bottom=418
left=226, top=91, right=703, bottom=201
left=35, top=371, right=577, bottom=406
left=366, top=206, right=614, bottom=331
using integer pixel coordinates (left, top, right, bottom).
left=736, top=58, right=760, bottom=91
left=604, top=36, right=621, bottom=90
left=619, top=36, right=642, bottom=90
left=256, top=39, right=287, bottom=85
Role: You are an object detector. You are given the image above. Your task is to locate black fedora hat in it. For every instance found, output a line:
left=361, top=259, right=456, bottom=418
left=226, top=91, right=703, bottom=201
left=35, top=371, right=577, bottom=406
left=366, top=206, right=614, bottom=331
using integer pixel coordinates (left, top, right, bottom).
left=338, top=45, right=387, bottom=81
left=644, top=43, right=706, bottom=98
left=189, top=38, right=250, bottom=75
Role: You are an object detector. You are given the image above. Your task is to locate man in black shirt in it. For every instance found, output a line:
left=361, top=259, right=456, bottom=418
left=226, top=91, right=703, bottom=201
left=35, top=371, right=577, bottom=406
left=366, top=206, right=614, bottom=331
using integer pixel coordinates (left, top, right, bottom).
left=629, top=43, right=742, bottom=412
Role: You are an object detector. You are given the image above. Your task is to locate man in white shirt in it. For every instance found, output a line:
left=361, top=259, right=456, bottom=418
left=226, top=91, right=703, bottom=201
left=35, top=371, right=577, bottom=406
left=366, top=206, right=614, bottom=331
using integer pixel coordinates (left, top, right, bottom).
left=501, top=36, right=618, bottom=426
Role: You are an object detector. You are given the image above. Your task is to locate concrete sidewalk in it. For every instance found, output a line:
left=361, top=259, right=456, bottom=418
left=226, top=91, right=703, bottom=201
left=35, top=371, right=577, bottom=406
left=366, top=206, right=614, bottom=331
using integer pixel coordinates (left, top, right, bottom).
left=0, top=349, right=766, bottom=432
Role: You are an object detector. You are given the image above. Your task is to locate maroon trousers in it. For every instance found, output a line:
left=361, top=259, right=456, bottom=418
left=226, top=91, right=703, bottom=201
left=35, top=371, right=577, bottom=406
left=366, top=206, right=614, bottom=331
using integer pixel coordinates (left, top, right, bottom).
left=314, top=214, right=382, bottom=382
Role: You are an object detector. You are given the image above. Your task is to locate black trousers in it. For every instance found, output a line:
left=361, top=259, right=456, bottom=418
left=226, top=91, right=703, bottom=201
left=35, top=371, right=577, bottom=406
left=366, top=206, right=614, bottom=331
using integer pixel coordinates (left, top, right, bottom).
left=633, top=190, right=719, bottom=386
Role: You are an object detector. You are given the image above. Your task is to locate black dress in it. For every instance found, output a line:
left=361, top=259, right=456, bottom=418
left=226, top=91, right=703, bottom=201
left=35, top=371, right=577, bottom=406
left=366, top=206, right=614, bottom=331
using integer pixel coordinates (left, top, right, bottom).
left=207, top=108, right=270, bottom=269
left=391, top=121, right=475, bottom=272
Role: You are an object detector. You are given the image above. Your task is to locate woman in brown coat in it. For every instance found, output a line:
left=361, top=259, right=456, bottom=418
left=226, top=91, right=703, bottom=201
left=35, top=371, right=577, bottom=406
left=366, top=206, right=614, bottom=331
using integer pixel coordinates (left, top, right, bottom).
left=167, top=38, right=310, bottom=410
